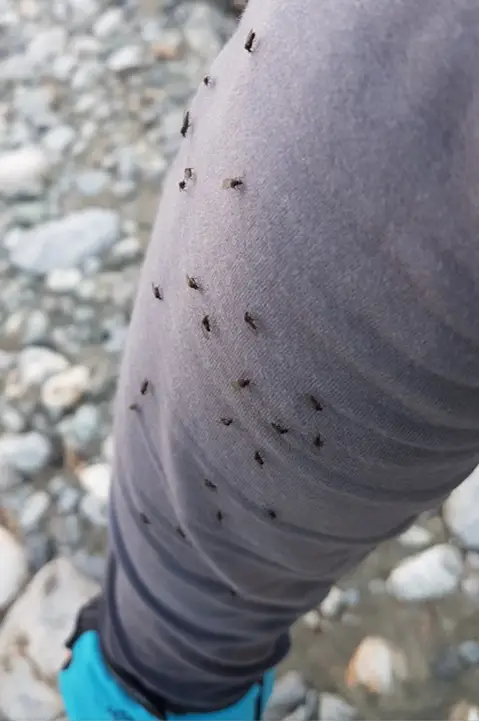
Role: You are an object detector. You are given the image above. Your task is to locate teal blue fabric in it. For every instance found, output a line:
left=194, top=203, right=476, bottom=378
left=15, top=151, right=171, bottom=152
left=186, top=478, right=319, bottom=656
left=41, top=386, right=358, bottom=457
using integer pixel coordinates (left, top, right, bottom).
left=59, top=631, right=274, bottom=721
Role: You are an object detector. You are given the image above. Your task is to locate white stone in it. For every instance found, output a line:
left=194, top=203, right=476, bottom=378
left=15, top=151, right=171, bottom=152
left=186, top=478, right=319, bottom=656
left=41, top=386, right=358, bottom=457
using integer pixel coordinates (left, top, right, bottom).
left=107, top=45, right=143, bottom=72
left=319, top=693, right=357, bottom=721
left=444, top=465, right=479, bottom=548
left=0, top=558, right=98, bottom=721
left=78, top=463, right=111, bottom=502
left=387, top=544, right=463, bottom=601
left=93, top=7, right=123, bottom=37
left=41, top=365, right=89, bottom=417
left=398, top=523, right=433, bottom=548
left=10, top=208, right=120, bottom=275
left=80, top=492, right=108, bottom=525
left=18, top=346, right=69, bottom=386
left=302, top=610, right=322, bottom=631
left=0, top=527, right=28, bottom=611
left=46, top=267, right=82, bottom=292
left=320, top=586, right=343, bottom=618
left=42, top=124, right=76, bottom=154
left=27, top=27, right=67, bottom=64
left=0, top=146, right=49, bottom=198
left=0, top=432, right=52, bottom=474
left=346, top=636, right=408, bottom=695
left=19, top=491, right=50, bottom=531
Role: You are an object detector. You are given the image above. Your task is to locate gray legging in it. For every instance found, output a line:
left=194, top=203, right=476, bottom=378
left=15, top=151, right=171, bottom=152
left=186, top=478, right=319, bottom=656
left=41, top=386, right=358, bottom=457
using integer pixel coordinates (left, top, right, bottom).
left=95, top=0, right=479, bottom=713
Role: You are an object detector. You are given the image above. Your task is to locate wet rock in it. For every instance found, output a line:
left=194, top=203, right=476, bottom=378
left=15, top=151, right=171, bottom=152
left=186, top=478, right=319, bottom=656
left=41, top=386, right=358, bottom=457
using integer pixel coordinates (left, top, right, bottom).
left=0, top=558, right=98, bottom=721
left=319, top=693, right=357, bottom=721
left=0, top=527, right=28, bottom=612
left=264, top=671, right=309, bottom=721
left=0, top=432, right=52, bottom=474
left=78, top=463, right=110, bottom=502
left=10, top=209, right=120, bottom=274
left=444, top=466, right=479, bottom=548
left=0, top=146, right=49, bottom=198
left=41, top=365, right=89, bottom=418
left=346, top=636, right=408, bottom=695
left=387, top=544, right=463, bottom=601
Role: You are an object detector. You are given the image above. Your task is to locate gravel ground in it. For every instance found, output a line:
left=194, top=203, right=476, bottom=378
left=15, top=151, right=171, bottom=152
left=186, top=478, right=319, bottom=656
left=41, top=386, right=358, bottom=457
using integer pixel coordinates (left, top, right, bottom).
left=0, top=1, right=479, bottom=719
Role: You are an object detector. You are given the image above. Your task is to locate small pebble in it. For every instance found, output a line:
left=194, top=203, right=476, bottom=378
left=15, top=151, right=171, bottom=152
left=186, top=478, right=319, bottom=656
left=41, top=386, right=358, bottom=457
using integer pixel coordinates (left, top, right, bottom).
left=19, top=491, right=50, bottom=531
left=346, top=636, right=408, bottom=695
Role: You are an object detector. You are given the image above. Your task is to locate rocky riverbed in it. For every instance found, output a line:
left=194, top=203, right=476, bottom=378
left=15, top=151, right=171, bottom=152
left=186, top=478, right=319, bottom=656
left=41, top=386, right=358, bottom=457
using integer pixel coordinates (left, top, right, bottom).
left=1, top=0, right=479, bottom=719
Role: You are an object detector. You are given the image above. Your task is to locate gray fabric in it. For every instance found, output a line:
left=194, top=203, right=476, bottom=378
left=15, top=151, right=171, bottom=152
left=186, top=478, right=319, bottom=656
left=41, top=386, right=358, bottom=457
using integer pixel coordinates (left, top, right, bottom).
left=100, top=0, right=479, bottom=712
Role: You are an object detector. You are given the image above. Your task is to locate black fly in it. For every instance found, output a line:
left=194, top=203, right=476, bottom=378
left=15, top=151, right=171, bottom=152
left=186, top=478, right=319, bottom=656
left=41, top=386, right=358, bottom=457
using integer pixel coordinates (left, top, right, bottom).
left=180, top=110, right=190, bottom=138
left=313, top=434, right=324, bottom=449
left=271, top=422, right=288, bottom=435
left=308, top=394, right=323, bottom=412
left=266, top=508, right=277, bottom=520
left=202, top=314, right=211, bottom=333
left=222, top=177, right=244, bottom=190
left=140, top=513, right=150, bottom=525
left=180, top=169, right=193, bottom=191
left=140, top=379, right=149, bottom=395
left=254, top=450, right=264, bottom=466
left=203, top=75, right=212, bottom=86
left=186, top=275, right=201, bottom=290
left=216, top=510, right=224, bottom=523
left=244, top=312, right=257, bottom=331
left=176, top=526, right=187, bottom=540
left=220, top=417, right=233, bottom=426
left=232, top=377, right=251, bottom=390
left=204, top=479, right=217, bottom=491
left=244, top=29, right=256, bottom=53
left=151, top=283, right=163, bottom=300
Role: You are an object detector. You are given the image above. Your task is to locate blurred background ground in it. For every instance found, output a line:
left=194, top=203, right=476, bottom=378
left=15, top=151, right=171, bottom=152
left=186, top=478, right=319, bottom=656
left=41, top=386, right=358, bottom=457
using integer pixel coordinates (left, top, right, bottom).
left=0, top=0, right=479, bottom=719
